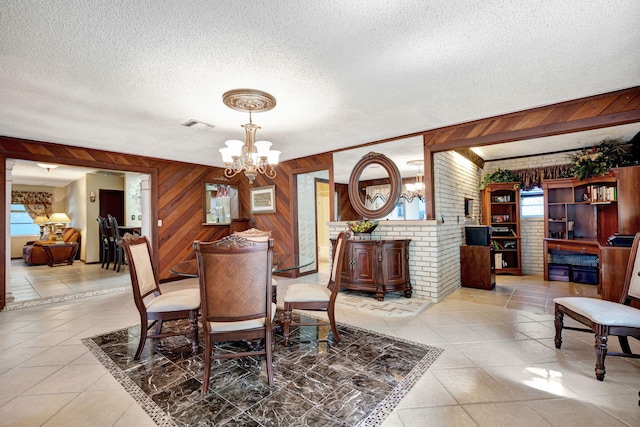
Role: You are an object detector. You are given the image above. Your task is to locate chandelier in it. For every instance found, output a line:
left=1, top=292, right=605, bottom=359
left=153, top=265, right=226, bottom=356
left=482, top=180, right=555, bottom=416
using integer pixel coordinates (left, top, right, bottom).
left=401, top=160, right=425, bottom=202
left=219, top=89, right=280, bottom=184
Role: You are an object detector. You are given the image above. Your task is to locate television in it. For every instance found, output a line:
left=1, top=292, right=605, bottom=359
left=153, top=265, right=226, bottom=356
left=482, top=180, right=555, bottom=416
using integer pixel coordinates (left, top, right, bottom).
left=465, top=225, right=492, bottom=246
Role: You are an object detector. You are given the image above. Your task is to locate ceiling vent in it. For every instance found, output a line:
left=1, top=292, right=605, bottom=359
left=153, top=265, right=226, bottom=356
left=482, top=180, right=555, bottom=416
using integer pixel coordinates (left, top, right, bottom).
left=181, top=119, right=216, bottom=130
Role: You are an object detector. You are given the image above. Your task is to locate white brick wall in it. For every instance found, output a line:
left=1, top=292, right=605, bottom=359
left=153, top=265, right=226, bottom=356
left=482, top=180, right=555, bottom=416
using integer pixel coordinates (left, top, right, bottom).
left=521, top=217, right=545, bottom=274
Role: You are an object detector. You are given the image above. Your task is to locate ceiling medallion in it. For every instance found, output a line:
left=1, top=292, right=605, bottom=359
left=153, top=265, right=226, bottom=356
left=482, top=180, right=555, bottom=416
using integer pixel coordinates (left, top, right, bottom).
left=222, top=89, right=276, bottom=113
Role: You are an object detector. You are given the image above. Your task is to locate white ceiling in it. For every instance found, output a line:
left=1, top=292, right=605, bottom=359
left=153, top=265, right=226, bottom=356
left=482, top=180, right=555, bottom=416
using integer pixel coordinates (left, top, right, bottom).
left=2, top=1, right=639, bottom=182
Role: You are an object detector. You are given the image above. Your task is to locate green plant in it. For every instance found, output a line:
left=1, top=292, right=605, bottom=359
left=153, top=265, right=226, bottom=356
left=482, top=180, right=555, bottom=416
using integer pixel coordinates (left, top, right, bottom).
left=569, top=138, right=633, bottom=180
left=479, top=169, right=520, bottom=190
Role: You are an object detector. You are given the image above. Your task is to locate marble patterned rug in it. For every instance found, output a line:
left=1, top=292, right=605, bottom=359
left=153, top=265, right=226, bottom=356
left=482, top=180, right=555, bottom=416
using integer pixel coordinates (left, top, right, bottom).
left=336, top=290, right=432, bottom=317
left=82, top=315, right=442, bottom=427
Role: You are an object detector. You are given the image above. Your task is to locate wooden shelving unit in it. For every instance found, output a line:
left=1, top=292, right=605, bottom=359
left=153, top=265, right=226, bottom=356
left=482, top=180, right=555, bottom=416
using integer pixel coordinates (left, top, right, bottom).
left=542, top=166, right=640, bottom=291
left=481, top=182, right=522, bottom=276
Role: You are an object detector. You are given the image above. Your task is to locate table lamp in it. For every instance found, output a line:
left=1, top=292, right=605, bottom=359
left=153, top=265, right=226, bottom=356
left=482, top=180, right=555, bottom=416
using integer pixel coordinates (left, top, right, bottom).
left=48, top=213, right=71, bottom=242
left=33, top=216, right=49, bottom=240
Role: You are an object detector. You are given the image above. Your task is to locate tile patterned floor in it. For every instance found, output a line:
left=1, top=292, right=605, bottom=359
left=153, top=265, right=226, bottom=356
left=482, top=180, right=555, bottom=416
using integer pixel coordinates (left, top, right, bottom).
left=84, top=315, right=442, bottom=426
left=1, top=262, right=639, bottom=426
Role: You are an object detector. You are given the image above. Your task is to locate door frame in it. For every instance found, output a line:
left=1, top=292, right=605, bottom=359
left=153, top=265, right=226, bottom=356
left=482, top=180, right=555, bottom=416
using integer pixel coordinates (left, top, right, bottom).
left=0, top=141, right=158, bottom=310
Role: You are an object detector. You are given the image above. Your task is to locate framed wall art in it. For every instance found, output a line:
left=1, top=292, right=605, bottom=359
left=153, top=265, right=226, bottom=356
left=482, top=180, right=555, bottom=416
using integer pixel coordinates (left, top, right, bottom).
left=250, top=185, right=276, bottom=214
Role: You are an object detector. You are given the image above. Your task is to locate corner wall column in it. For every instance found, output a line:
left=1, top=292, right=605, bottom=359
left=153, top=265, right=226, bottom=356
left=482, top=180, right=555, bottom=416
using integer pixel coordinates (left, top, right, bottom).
left=140, top=174, right=151, bottom=242
left=4, top=160, right=15, bottom=303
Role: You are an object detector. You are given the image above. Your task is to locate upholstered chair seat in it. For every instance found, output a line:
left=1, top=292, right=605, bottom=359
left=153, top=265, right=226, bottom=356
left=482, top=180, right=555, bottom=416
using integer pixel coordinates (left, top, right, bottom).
left=208, top=303, right=277, bottom=332
left=145, top=288, right=201, bottom=313
left=284, top=283, right=331, bottom=303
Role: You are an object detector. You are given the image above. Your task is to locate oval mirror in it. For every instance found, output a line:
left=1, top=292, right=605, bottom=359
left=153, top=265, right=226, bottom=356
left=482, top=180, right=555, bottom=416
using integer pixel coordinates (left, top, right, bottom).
left=348, top=152, right=402, bottom=218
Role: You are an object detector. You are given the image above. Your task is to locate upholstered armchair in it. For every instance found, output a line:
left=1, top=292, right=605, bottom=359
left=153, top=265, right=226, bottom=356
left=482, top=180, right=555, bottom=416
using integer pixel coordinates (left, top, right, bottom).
left=23, top=228, right=80, bottom=266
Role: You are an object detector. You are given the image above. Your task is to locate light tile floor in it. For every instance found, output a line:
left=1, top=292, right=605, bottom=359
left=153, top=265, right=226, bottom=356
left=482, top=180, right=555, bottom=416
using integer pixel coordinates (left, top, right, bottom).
left=1, top=263, right=639, bottom=426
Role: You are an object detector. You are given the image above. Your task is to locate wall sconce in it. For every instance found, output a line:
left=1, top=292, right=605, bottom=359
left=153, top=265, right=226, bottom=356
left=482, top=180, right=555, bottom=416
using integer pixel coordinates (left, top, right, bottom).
left=89, top=191, right=96, bottom=203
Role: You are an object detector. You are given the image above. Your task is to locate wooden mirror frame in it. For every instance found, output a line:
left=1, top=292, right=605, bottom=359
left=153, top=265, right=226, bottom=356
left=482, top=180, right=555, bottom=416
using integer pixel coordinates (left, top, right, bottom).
left=348, top=152, right=402, bottom=219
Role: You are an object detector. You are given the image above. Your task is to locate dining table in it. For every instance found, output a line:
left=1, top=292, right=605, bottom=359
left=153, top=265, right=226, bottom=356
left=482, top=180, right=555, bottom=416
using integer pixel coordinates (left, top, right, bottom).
left=169, top=253, right=314, bottom=303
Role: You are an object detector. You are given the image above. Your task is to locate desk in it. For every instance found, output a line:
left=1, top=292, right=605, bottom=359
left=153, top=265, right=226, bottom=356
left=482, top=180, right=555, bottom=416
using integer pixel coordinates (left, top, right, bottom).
left=42, top=242, right=79, bottom=267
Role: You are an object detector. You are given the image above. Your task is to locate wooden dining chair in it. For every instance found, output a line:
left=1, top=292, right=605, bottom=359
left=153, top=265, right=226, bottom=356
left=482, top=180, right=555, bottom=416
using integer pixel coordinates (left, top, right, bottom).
left=193, top=235, right=275, bottom=393
left=107, top=214, right=125, bottom=272
left=97, top=216, right=111, bottom=269
left=119, top=235, right=200, bottom=360
left=282, top=231, right=348, bottom=346
left=554, top=232, right=640, bottom=381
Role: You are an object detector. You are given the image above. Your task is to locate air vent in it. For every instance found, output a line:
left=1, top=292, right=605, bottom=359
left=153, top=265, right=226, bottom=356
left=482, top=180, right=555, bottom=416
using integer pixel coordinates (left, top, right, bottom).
left=181, top=119, right=216, bottom=130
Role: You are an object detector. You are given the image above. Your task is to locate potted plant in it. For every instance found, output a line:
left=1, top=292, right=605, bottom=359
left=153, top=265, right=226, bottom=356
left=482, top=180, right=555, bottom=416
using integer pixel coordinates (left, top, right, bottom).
left=569, top=138, right=634, bottom=180
left=479, top=169, right=520, bottom=190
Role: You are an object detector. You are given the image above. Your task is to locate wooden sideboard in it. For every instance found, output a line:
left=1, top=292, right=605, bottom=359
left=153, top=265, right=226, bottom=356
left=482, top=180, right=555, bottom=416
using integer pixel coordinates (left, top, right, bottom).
left=331, top=238, right=411, bottom=301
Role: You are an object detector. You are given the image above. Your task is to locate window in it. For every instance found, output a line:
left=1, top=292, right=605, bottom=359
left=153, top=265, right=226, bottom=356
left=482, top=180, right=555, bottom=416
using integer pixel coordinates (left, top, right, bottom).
left=520, top=187, right=544, bottom=217
left=10, top=204, right=39, bottom=236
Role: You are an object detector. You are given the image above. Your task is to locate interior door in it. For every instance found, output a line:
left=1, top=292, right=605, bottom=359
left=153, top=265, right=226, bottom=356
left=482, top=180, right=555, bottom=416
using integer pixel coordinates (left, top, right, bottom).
left=295, top=170, right=329, bottom=275
left=99, top=189, right=125, bottom=225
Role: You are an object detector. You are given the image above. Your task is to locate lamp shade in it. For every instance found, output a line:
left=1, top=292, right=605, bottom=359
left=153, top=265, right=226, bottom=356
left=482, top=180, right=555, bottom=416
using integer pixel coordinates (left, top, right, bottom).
left=33, top=216, right=49, bottom=225
left=49, top=213, right=71, bottom=223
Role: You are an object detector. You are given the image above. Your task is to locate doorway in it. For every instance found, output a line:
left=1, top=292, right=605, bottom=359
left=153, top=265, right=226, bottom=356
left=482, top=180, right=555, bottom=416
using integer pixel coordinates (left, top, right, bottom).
left=99, top=189, right=125, bottom=225
left=294, top=169, right=330, bottom=275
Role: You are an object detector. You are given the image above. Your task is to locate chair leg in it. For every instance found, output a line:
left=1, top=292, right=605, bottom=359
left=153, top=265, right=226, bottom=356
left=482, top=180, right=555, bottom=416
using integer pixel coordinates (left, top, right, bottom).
left=595, top=325, right=609, bottom=381
left=189, top=310, right=199, bottom=354
left=114, top=247, right=122, bottom=272
left=135, top=318, right=148, bottom=360
left=553, top=309, right=564, bottom=349
left=328, top=304, right=341, bottom=343
left=105, top=241, right=113, bottom=270
left=201, top=336, right=212, bottom=394
left=619, top=336, right=633, bottom=354
left=265, top=329, right=274, bottom=387
left=283, top=304, right=292, bottom=346
left=155, top=320, right=163, bottom=336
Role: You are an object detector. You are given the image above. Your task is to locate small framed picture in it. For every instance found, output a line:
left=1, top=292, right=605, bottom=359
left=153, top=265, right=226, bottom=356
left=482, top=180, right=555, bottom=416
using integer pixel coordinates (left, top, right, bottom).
left=250, top=185, right=276, bottom=214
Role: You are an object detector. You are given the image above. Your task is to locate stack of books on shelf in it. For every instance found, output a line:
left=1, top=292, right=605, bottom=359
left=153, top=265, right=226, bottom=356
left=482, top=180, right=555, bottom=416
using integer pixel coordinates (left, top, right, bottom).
left=586, top=185, right=617, bottom=202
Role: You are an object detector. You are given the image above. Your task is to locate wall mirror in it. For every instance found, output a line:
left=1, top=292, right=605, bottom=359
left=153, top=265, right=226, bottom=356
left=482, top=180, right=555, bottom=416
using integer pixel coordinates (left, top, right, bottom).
left=203, top=182, right=239, bottom=225
left=333, top=136, right=425, bottom=220
left=347, top=152, right=402, bottom=219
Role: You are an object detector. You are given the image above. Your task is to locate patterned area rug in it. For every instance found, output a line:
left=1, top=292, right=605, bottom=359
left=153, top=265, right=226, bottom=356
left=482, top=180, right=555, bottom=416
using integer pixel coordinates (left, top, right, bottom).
left=336, top=290, right=432, bottom=317
left=82, top=315, right=442, bottom=427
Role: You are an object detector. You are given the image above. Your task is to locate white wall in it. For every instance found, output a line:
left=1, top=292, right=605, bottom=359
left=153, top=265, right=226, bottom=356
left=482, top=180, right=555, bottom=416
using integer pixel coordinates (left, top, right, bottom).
left=125, top=173, right=142, bottom=227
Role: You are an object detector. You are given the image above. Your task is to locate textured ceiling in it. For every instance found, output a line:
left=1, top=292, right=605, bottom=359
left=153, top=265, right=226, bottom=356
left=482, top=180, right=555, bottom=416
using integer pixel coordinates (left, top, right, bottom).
left=1, top=1, right=639, bottom=176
